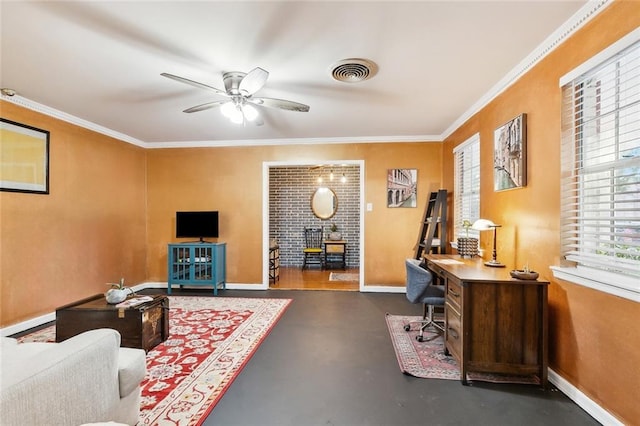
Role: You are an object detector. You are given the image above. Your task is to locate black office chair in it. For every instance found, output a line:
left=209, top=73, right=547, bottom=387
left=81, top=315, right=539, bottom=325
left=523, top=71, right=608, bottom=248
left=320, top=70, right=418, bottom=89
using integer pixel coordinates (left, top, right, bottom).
left=404, top=258, right=445, bottom=342
left=302, top=227, right=324, bottom=269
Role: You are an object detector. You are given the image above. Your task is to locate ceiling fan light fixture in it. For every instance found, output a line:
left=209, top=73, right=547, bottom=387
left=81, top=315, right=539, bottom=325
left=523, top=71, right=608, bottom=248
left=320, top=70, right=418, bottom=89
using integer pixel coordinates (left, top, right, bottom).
left=329, top=58, right=378, bottom=83
left=242, top=103, right=259, bottom=122
left=229, top=111, right=244, bottom=124
left=226, top=104, right=244, bottom=124
left=220, top=101, right=236, bottom=119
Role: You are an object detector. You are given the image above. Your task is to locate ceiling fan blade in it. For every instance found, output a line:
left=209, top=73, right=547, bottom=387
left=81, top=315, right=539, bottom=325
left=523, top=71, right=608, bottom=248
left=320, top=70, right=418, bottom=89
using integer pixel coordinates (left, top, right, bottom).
left=161, top=73, right=229, bottom=97
left=249, top=97, right=310, bottom=112
left=239, top=67, right=269, bottom=96
left=183, top=100, right=228, bottom=113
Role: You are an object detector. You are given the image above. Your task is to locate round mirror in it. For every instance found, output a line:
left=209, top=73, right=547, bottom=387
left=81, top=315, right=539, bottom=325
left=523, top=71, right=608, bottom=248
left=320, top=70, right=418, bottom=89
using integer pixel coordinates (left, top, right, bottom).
left=311, top=187, right=337, bottom=219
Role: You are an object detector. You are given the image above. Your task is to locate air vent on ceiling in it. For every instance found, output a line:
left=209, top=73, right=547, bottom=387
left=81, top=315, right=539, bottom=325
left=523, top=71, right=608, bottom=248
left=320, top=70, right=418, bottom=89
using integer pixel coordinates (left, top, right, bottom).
left=330, top=58, right=377, bottom=83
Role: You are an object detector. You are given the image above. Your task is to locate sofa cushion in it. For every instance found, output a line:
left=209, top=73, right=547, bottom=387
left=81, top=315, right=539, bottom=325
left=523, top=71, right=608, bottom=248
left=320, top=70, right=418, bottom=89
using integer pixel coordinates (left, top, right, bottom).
left=1, top=340, right=55, bottom=389
left=0, top=329, right=123, bottom=425
left=1, top=337, right=17, bottom=348
left=118, top=347, right=146, bottom=398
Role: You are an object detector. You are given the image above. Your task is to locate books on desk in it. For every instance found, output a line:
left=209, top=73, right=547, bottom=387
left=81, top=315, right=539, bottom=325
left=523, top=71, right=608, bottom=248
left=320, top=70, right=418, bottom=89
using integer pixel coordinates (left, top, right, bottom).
left=116, top=296, right=153, bottom=309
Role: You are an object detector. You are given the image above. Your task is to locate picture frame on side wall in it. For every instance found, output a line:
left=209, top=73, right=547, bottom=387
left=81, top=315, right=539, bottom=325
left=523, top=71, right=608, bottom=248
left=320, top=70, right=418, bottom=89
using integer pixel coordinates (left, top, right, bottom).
left=0, top=118, right=50, bottom=194
left=493, top=113, right=527, bottom=192
left=387, top=168, right=417, bottom=208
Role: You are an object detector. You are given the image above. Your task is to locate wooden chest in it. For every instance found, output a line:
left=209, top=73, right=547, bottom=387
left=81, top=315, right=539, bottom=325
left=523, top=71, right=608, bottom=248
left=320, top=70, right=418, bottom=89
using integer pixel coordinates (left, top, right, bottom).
left=56, top=294, right=169, bottom=352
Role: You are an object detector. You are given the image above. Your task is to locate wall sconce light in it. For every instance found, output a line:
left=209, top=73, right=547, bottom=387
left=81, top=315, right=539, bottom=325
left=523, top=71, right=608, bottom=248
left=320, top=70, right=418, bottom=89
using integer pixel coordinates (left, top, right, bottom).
left=472, top=219, right=505, bottom=267
left=341, top=173, right=347, bottom=183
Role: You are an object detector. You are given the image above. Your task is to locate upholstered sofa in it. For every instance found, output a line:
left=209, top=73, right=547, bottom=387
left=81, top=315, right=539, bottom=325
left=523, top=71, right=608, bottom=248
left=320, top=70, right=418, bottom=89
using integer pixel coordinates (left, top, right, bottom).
left=0, top=328, right=146, bottom=426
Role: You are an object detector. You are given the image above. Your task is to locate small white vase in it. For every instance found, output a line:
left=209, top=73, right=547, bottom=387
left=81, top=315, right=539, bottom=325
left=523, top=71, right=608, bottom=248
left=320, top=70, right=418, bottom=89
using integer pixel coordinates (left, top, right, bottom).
left=106, top=289, right=128, bottom=304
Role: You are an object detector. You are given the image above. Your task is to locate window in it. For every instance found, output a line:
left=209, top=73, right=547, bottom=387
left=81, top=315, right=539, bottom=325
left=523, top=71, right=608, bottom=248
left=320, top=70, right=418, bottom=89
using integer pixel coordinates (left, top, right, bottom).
left=556, top=31, right=640, bottom=301
left=453, top=134, right=480, bottom=239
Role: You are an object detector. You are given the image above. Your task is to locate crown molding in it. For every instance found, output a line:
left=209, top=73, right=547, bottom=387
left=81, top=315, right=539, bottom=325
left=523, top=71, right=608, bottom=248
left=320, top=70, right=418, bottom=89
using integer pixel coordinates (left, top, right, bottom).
left=144, top=135, right=441, bottom=149
left=0, top=95, right=147, bottom=147
left=440, top=0, right=613, bottom=140
left=1, top=0, right=612, bottom=149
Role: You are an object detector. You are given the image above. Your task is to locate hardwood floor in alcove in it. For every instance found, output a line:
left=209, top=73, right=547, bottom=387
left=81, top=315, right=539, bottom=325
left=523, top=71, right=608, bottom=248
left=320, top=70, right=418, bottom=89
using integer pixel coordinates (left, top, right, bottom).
left=269, top=266, right=360, bottom=291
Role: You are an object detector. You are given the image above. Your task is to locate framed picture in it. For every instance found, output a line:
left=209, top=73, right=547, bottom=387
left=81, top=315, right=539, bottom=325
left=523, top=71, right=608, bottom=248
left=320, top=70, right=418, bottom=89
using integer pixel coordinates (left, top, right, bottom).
left=387, top=168, right=417, bottom=208
left=493, top=113, right=527, bottom=191
left=0, top=118, right=50, bottom=194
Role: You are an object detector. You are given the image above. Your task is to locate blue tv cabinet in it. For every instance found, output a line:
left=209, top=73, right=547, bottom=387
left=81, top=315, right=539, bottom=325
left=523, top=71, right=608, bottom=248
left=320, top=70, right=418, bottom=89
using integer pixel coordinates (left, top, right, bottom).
left=167, top=242, right=226, bottom=295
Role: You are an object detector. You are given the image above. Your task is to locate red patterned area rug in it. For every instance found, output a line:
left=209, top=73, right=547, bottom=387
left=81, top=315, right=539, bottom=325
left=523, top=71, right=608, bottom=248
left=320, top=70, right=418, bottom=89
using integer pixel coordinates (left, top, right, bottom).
left=19, top=296, right=291, bottom=425
left=385, top=314, right=539, bottom=384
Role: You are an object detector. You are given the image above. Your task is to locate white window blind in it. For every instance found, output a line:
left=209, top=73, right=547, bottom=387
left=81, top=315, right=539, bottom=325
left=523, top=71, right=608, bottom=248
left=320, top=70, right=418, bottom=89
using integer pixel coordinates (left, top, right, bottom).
left=560, top=40, right=640, bottom=282
left=454, top=134, right=480, bottom=239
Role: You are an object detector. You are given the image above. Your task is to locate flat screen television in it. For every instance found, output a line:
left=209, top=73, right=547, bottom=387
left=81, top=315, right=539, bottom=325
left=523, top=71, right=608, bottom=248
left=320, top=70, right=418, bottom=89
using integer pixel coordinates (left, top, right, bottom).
left=176, top=211, right=219, bottom=242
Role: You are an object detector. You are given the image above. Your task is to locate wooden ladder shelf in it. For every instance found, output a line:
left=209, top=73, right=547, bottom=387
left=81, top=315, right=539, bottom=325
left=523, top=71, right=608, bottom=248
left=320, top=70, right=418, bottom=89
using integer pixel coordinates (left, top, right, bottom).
left=414, top=189, right=448, bottom=259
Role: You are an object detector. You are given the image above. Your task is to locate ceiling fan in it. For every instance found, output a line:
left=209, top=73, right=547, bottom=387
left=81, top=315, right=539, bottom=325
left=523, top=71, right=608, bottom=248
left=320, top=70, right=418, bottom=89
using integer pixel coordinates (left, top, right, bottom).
left=161, top=67, right=310, bottom=126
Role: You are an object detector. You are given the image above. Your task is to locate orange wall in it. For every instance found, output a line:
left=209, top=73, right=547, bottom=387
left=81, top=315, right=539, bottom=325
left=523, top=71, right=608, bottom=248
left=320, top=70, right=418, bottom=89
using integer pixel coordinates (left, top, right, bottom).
left=442, top=2, right=640, bottom=423
left=0, top=102, right=148, bottom=326
left=145, top=142, right=442, bottom=286
left=1, top=2, right=638, bottom=422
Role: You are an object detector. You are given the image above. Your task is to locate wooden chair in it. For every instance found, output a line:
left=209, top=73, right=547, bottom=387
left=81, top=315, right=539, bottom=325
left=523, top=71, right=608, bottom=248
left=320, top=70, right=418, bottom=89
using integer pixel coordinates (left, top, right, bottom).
left=302, top=227, right=324, bottom=269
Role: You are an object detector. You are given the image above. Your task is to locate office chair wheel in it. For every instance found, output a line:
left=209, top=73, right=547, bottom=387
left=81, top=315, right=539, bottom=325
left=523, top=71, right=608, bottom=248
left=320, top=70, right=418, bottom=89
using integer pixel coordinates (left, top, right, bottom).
left=416, top=335, right=425, bottom=342
left=404, top=324, right=411, bottom=332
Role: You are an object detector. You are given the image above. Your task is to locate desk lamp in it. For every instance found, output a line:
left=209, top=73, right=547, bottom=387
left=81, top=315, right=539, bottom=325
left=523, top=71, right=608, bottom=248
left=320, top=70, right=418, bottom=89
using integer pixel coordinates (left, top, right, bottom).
left=472, top=219, right=505, bottom=267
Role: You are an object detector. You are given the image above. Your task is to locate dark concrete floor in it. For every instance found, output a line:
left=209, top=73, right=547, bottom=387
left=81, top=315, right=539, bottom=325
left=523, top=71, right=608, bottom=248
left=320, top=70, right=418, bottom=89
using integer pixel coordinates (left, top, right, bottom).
left=160, top=289, right=597, bottom=426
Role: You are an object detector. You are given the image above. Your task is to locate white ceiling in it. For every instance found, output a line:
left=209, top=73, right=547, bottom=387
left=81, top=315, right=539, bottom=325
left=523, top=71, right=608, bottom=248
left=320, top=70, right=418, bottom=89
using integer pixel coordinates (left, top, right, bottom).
left=1, top=1, right=592, bottom=146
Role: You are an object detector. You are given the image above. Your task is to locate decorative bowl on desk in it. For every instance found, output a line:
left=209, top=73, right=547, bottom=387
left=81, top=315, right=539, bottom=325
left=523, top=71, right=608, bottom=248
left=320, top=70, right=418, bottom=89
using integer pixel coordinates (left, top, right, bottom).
left=510, top=270, right=539, bottom=280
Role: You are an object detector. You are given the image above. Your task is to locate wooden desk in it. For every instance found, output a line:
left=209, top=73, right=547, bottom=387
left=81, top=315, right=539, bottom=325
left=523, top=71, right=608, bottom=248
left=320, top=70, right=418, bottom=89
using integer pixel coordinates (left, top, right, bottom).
left=424, top=254, right=549, bottom=387
left=323, top=240, right=346, bottom=269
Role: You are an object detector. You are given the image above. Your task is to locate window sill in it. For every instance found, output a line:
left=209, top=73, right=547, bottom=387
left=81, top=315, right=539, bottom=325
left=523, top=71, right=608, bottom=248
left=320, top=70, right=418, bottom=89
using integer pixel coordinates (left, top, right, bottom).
left=550, top=265, right=639, bottom=303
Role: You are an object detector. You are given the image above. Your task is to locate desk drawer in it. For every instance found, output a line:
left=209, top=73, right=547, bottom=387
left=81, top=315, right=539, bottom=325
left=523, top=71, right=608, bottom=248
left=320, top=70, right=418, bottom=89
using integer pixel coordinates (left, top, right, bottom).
left=446, top=279, right=462, bottom=312
left=325, top=244, right=345, bottom=253
left=426, top=260, right=444, bottom=278
left=445, top=302, right=462, bottom=358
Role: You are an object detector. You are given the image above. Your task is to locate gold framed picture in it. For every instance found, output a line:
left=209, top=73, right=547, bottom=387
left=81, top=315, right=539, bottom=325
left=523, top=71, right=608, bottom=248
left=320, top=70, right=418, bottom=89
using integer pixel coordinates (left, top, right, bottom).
left=0, top=118, right=50, bottom=194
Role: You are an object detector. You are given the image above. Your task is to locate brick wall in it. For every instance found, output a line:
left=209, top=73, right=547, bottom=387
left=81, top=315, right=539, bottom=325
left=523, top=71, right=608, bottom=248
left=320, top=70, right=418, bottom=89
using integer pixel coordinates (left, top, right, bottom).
left=269, top=165, right=360, bottom=268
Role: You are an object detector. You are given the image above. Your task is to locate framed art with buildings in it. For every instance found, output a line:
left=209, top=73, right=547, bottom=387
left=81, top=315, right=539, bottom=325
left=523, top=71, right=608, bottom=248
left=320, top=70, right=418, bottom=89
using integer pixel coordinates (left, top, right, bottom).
left=387, top=168, right=417, bottom=208
left=0, top=118, right=50, bottom=194
left=493, top=113, right=527, bottom=192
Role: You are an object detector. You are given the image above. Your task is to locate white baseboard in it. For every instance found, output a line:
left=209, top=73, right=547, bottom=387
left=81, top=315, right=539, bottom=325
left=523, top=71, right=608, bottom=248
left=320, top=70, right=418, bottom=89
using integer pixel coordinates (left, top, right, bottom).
left=132, top=282, right=164, bottom=290
left=226, top=282, right=269, bottom=290
left=548, top=368, right=622, bottom=425
left=1, top=312, right=56, bottom=337
left=162, top=282, right=268, bottom=291
left=359, top=285, right=406, bottom=293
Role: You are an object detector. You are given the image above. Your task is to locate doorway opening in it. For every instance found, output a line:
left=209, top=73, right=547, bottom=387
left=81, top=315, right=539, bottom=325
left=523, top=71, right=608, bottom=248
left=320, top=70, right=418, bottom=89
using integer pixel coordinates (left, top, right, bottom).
left=263, top=160, right=364, bottom=291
